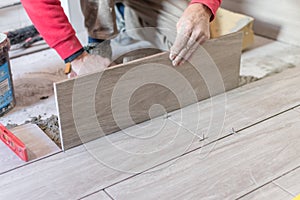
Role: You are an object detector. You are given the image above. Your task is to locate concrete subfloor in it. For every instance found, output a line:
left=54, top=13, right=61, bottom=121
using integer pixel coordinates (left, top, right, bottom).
left=1, top=35, right=300, bottom=126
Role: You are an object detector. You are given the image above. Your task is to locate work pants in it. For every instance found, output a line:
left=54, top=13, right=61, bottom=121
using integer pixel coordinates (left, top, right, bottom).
left=80, top=0, right=190, bottom=50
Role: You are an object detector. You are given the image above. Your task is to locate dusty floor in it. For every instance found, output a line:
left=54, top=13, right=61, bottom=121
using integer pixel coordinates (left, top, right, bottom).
left=1, top=35, right=300, bottom=142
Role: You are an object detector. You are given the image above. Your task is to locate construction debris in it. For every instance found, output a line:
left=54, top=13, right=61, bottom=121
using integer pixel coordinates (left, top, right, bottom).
left=26, top=115, right=60, bottom=146
left=6, top=115, right=60, bottom=146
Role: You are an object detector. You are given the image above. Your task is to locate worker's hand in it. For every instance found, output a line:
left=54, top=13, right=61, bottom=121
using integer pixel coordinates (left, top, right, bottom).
left=170, top=3, right=212, bottom=66
left=69, top=51, right=111, bottom=78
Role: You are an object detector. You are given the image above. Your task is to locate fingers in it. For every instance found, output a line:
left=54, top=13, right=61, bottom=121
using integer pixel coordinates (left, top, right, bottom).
left=101, top=57, right=111, bottom=68
left=68, top=71, right=77, bottom=79
left=169, top=3, right=211, bottom=67
left=171, top=28, right=209, bottom=66
left=182, top=37, right=205, bottom=63
left=69, top=54, right=111, bottom=78
left=170, top=24, right=192, bottom=63
left=173, top=41, right=199, bottom=66
left=172, top=31, right=199, bottom=66
left=185, top=35, right=208, bottom=59
left=87, top=55, right=110, bottom=69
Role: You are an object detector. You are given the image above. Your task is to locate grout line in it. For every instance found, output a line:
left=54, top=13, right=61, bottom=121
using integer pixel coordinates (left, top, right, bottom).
left=272, top=181, right=296, bottom=197
left=103, top=132, right=236, bottom=190
left=3, top=100, right=297, bottom=197
left=103, top=106, right=300, bottom=192
left=234, top=106, right=300, bottom=199
left=236, top=104, right=300, bottom=133
left=78, top=191, right=101, bottom=200
left=104, top=189, right=115, bottom=200
left=236, top=165, right=300, bottom=199
left=3, top=102, right=296, bottom=198
left=292, top=106, right=300, bottom=114
left=78, top=189, right=115, bottom=200
left=0, top=150, right=62, bottom=176
left=167, top=116, right=204, bottom=140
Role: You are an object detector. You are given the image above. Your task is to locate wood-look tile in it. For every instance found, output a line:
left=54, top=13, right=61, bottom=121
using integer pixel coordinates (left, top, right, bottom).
left=0, top=124, right=60, bottom=174
left=239, top=183, right=293, bottom=200
left=2, top=62, right=300, bottom=199
left=107, top=110, right=300, bottom=199
left=170, top=67, right=300, bottom=148
left=0, top=117, right=196, bottom=199
left=82, top=191, right=112, bottom=200
left=274, top=168, right=300, bottom=197
left=54, top=32, right=242, bottom=150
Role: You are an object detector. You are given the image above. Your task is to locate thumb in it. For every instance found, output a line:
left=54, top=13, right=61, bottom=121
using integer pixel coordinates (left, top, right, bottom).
left=68, top=71, right=78, bottom=79
left=102, top=58, right=111, bottom=67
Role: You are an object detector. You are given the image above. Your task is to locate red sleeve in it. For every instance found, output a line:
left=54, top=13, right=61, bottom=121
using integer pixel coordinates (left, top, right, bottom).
left=21, top=0, right=83, bottom=60
left=190, top=0, right=222, bottom=20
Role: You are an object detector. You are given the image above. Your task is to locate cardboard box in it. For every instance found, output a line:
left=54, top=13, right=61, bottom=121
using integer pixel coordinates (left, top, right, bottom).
left=210, top=8, right=254, bottom=50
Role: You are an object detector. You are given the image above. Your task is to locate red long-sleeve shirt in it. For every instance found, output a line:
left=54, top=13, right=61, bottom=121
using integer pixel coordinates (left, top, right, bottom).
left=21, top=0, right=221, bottom=60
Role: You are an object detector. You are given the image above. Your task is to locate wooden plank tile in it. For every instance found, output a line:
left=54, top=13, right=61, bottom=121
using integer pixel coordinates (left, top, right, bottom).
left=221, top=0, right=300, bottom=46
left=0, top=144, right=116, bottom=200
left=239, top=183, right=293, bottom=200
left=0, top=117, right=197, bottom=199
left=54, top=32, right=242, bottom=150
left=1, top=57, right=300, bottom=199
left=293, top=106, right=300, bottom=113
left=274, top=168, right=300, bottom=197
left=0, top=124, right=60, bottom=174
left=82, top=191, right=112, bottom=200
left=106, top=110, right=300, bottom=199
left=169, top=66, right=300, bottom=148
